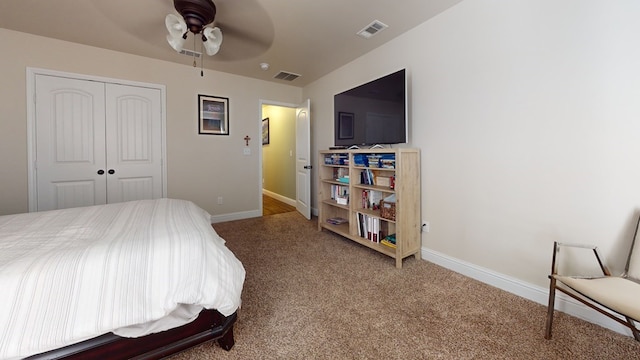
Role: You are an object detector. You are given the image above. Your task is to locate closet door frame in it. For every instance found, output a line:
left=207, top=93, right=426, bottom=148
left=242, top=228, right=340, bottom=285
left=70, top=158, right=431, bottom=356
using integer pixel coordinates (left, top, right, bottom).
left=26, top=67, right=167, bottom=212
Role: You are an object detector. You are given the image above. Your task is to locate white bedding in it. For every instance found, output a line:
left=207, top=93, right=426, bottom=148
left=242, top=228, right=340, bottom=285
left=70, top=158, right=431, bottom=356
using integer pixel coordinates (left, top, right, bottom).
left=0, top=199, right=246, bottom=359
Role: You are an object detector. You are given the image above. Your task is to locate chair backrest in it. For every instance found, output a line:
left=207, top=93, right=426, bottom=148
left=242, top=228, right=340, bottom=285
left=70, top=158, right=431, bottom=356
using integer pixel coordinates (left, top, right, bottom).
left=627, top=215, right=640, bottom=280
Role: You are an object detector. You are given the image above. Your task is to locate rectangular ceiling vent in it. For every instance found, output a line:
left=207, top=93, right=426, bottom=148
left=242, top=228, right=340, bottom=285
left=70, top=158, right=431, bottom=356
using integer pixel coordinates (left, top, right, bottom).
left=357, top=20, right=388, bottom=39
left=179, top=49, right=202, bottom=58
left=274, top=71, right=301, bottom=82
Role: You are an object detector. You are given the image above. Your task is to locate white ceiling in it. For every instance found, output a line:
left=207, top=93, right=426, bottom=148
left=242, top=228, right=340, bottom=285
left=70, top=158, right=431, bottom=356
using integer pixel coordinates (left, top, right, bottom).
left=0, top=0, right=463, bottom=87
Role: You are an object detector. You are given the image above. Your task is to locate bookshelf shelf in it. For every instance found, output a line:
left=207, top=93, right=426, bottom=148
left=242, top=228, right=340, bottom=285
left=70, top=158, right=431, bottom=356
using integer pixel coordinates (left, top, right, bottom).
left=321, top=199, right=349, bottom=210
left=318, top=148, right=421, bottom=268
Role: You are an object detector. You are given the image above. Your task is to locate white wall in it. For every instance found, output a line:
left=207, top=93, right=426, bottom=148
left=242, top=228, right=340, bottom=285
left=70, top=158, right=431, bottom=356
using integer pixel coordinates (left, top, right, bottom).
left=305, top=0, right=640, bottom=292
left=0, top=29, right=301, bottom=217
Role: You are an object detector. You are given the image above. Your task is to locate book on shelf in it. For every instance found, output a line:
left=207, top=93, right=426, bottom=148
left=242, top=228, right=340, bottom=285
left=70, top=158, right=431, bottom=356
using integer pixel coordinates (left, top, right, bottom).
left=381, top=239, right=396, bottom=249
left=360, top=190, right=383, bottom=210
left=326, top=217, right=348, bottom=225
left=333, top=167, right=349, bottom=180
left=330, top=184, right=349, bottom=204
left=356, top=212, right=383, bottom=244
left=381, top=233, right=396, bottom=249
left=372, top=218, right=378, bottom=243
left=360, top=169, right=375, bottom=185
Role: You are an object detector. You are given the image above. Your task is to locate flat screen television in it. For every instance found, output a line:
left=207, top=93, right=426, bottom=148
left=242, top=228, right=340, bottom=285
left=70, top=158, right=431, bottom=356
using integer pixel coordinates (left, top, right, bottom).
left=334, top=69, right=407, bottom=147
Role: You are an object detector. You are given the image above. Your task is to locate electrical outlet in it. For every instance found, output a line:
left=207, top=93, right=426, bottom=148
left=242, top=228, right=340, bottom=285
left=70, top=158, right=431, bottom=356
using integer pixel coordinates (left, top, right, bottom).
left=422, top=221, right=430, bottom=233
left=217, top=196, right=223, bottom=205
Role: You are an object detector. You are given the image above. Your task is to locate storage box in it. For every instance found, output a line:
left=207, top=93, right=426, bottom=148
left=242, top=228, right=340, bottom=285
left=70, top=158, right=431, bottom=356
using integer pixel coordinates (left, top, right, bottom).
left=380, top=200, right=396, bottom=221
left=375, top=176, right=391, bottom=187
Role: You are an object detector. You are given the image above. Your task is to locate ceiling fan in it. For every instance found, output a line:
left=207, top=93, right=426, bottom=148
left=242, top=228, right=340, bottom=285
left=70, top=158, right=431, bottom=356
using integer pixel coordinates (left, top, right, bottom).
left=165, top=0, right=223, bottom=56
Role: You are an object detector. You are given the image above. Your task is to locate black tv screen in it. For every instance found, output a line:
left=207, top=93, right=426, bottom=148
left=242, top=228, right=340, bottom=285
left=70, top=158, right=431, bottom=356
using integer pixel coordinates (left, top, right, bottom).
left=334, top=69, right=407, bottom=147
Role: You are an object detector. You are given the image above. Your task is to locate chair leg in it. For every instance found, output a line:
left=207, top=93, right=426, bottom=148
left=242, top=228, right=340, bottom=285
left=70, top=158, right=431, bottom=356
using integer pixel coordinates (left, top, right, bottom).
left=626, top=317, right=640, bottom=341
left=545, top=277, right=557, bottom=340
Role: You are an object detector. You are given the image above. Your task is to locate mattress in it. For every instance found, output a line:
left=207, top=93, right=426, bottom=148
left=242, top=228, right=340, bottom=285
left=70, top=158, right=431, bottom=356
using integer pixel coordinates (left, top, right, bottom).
left=0, top=199, right=245, bottom=359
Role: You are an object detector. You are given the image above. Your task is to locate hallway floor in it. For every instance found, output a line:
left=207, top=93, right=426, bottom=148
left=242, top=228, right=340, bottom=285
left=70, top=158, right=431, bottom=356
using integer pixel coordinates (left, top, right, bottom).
left=262, top=194, right=296, bottom=216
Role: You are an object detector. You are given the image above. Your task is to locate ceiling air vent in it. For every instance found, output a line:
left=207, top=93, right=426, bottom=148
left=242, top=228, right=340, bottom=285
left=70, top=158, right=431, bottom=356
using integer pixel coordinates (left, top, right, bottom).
left=274, top=71, right=301, bottom=82
left=357, top=20, right=388, bottom=39
left=179, top=49, right=202, bottom=58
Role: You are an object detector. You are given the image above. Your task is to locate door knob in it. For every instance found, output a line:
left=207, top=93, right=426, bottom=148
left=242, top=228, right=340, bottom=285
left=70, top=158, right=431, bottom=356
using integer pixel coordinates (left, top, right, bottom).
left=108, top=169, right=115, bottom=175
left=97, top=169, right=105, bottom=175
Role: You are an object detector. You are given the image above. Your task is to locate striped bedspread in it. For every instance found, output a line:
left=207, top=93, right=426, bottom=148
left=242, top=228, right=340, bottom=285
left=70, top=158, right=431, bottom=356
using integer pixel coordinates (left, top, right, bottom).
left=0, top=199, right=246, bottom=359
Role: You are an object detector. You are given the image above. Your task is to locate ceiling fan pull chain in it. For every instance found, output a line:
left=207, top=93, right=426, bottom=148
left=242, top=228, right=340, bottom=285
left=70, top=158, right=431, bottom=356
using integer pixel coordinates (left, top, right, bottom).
left=193, top=35, right=197, bottom=67
left=201, top=39, right=205, bottom=77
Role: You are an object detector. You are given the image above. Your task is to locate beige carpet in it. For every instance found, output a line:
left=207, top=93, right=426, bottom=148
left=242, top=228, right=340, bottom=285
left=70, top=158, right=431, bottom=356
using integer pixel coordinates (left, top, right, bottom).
left=170, top=212, right=640, bottom=359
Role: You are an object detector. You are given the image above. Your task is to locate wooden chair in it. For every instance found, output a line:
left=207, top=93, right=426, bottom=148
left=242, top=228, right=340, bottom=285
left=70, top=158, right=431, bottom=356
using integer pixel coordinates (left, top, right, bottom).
left=545, top=217, right=640, bottom=341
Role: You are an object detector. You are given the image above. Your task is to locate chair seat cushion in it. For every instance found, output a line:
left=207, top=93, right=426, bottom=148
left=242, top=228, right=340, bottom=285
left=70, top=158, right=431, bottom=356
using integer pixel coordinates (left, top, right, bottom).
left=554, top=275, right=640, bottom=321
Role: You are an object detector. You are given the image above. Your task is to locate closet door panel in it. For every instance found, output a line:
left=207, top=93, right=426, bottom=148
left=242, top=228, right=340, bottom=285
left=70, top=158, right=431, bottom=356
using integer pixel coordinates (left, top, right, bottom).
left=105, top=84, right=163, bottom=204
left=35, top=75, right=107, bottom=211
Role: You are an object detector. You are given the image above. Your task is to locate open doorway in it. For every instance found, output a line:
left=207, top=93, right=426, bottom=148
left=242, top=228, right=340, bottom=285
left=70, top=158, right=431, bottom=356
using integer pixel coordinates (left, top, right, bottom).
left=261, top=103, right=297, bottom=215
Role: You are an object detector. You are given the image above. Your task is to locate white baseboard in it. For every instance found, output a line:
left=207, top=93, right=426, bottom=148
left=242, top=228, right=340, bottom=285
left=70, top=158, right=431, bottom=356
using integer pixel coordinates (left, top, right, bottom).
left=210, top=210, right=261, bottom=224
left=421, top=247, right=633, bottom=338
left=209, top=197, right=314, bottom=224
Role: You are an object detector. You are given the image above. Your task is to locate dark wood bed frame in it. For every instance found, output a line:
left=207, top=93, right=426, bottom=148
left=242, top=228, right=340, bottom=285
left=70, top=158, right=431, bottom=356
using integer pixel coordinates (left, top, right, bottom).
left=26, top=309, right=237, bottom=359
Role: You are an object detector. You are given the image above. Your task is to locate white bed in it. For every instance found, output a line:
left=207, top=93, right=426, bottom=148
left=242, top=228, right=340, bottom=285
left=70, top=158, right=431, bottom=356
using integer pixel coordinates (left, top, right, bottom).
left=0, top=198, right=245, bottom=359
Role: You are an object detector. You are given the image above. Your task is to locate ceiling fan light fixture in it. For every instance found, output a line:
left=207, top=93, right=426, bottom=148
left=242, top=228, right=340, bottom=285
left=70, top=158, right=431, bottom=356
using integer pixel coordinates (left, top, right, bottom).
left=165, top=14, right=188, bottom=52
left=202, top=27, right=223, bottom=56
left=167, top=34, right=187, bottom=52
left=166, top=14, right=186, bottom=35
left=166, top=0, right=223, bottom=57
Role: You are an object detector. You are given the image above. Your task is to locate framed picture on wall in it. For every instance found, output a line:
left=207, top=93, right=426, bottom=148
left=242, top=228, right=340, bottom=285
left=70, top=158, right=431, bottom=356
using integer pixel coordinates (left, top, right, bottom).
left=198, top=94, right=229, bottom=135
left=338, top=112, right=354, bottom=139
left=262, top=118, right=270, bottom=145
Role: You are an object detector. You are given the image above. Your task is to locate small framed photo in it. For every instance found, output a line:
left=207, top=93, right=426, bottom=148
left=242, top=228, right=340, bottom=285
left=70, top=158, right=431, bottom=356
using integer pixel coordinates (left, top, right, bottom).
left=262, top=118, right=270, bottom=145
left=198, top=94, right=229, bottom=135
left=338, top=112, right=354, bottom=139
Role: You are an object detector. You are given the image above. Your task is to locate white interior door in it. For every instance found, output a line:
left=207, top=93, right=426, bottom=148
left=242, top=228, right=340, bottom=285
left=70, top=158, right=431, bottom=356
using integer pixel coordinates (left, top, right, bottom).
left=105, top=84, right=163, bottom=203
left=35, top=75, right=107, bottom=211
left=295, top=99, right=311, bottom=219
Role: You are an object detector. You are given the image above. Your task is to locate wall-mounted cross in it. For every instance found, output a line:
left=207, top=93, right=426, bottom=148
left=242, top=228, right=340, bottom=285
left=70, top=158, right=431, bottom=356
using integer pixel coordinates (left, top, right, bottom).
left=243, top=135, right=251, bottom=146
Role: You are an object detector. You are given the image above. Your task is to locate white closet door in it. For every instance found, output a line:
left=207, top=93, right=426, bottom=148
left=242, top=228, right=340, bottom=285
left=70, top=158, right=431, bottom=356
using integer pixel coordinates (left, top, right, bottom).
left=35, top=75, right=107, bottom=211
left=34, top=75, right=164, bottom=211
left=105, top=84, right=163, bottom=203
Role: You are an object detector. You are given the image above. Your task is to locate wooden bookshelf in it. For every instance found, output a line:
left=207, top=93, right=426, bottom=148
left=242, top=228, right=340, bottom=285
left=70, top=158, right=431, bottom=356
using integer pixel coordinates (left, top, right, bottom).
left=318, top=148, right=421, bottom=268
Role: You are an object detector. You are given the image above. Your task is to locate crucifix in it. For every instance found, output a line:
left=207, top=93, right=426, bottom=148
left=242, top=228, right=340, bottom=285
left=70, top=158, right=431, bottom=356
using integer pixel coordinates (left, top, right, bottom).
left=243, top=135, right=251, bottom=146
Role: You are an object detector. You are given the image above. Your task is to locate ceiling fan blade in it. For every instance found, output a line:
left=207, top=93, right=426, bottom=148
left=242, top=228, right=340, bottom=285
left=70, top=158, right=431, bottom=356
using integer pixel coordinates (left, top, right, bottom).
left=202, top=27, right=223, bottom=56
left=212, top=20, right=273, bottom=61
